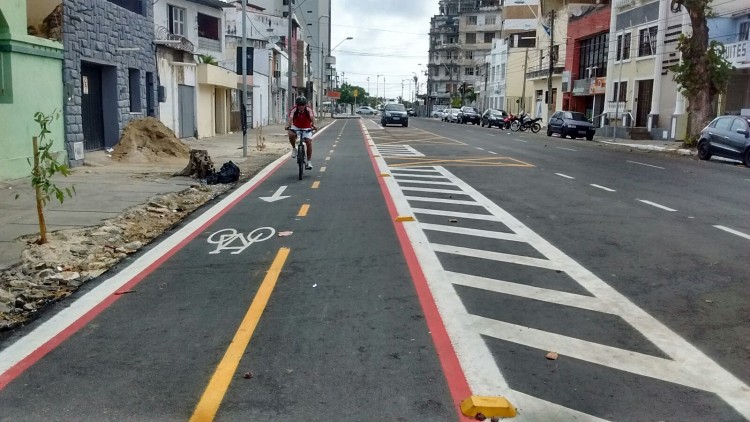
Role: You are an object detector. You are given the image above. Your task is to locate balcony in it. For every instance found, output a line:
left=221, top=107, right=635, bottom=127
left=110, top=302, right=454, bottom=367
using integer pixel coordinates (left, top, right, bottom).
left=525, top=65, right=565, bottom=80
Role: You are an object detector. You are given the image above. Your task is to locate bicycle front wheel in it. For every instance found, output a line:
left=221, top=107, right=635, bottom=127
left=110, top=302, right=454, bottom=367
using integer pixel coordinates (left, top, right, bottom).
left=297, top=144, right=305, bottom=180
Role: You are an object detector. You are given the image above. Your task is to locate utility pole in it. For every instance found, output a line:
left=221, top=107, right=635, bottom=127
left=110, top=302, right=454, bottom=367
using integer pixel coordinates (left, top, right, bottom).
left=520, top=47, right=529, bottom=113
left=241, top=0, right=248, bottom=157
left=547, top=8, right=556, bottom=119
left=286, top=0, right=293, bottom=115
left=483, top=62, right=489, bottom=110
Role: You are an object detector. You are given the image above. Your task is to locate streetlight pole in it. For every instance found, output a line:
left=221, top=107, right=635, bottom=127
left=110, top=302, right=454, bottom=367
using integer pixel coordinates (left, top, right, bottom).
left=286, top=0, right=293, bottom=115
left=376, top=73, right=383, bottom=107
left=328, top=37, right=352, bottom=115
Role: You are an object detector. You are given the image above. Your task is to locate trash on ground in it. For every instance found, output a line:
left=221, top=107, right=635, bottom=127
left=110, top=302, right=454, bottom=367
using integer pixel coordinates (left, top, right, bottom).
left=546, top=351, right=559, bottom=360
left=278, top=231, right=293, bottom=237
left=206, top=161, right=240, bottom=185
left=243, top=372, right=253, bottom=379
left=312, top=284, right=317, bottom=288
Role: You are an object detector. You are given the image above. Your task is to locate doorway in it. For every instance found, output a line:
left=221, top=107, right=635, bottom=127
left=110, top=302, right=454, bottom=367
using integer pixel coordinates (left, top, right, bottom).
left=80, top=64, right=105, bottom=151
left=635, top=79, right=653, bottom=127
left=178, top=84, right=195, bottom=138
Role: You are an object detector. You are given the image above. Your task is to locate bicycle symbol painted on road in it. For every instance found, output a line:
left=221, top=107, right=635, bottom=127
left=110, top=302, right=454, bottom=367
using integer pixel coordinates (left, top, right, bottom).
left=207, top=227, right=275, bottom=254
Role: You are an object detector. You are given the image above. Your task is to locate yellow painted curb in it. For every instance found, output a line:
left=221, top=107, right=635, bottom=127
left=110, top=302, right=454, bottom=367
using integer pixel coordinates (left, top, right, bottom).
left=380, top=173, right=391, bottom=177
left=460, top=396, right=517, bottom=418
left=395, top=216, right=415, bottom=222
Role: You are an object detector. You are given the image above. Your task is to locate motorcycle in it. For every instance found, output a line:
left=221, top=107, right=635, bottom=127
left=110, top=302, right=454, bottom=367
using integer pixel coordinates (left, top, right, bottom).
left=519, top=114, right=543, bottom=133
left=506, top=113, right=523, bottom=131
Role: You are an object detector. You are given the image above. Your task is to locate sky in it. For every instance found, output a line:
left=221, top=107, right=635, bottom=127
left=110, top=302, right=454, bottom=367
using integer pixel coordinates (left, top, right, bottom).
left=330, top=0, right=440, bottom=102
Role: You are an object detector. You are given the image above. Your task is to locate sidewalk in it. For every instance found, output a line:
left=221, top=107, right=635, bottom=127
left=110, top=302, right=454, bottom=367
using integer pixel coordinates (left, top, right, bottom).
left=0, top=121, right=329, bottom=270
left=592, top=136, right=694, bottom=155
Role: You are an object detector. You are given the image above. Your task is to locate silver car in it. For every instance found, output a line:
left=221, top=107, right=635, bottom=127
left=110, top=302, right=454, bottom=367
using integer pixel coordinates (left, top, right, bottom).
left=445, top=108, right=461, bottom=123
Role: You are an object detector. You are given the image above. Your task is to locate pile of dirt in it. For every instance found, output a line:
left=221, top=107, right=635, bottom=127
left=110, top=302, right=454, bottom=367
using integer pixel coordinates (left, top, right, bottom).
left=112, top=118, right=191, bottom=164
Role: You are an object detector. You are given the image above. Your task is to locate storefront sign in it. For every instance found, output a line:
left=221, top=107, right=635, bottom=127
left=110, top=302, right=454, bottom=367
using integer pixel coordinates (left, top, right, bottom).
left=723, top=41, right=749, bottom=68
left=572, top=77, right=607, bottom=96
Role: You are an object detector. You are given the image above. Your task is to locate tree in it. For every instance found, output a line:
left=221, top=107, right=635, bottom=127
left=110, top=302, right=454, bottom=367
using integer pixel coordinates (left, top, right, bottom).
left=339, top=82, right=369, bottom=106
left=669, top=0, right=734, bottom=145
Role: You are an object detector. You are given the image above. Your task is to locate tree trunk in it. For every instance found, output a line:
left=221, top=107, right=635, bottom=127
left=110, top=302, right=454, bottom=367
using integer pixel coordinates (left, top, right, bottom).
left=683, top=1, right=713, bottom=141
left=176, top=149, right=214, bottom=179
left=32, top=136, right=47, bottom=244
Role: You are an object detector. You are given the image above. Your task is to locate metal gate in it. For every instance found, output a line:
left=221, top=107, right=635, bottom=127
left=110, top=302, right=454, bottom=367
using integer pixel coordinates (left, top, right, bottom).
left=80, top=64, right=105, bottom=151
left=178, top=84, right=195, bottom=138
left=635, top=79, right=653, bottom=127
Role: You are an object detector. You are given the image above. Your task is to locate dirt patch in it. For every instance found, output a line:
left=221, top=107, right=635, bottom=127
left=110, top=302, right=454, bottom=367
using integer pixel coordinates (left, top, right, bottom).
left=112, top=118, right=190, bottom=164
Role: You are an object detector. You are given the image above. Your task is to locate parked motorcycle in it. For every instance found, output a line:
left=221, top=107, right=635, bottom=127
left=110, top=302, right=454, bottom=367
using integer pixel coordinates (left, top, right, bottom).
left=506, top=113, right=523, bottom=131
left=519, top=114, right=542, bottom=133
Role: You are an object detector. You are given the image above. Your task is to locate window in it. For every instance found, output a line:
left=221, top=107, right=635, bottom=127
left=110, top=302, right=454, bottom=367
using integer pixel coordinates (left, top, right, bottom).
left=729, top=118, right=748, bottom=133
left=616, top=33, right=631, bottom=61
left=107, top=0, right=144, bottom=15
left=446, top=51, right=454, bottom=59
left=740, top=22, right=750, bottom=42
left=713, top=117, right=733, bottom=131
left=0, top=51, right=12, bottom=103
left=465, top=51, right=473, bottom=60
left=448, top=36, right=457, bottom=44
left=485, top=16, right=496, bottom=25
left=468, top=16, right=477, bottom=25
left=465, top=67, right=474, bottom=76
left=197, top=13, right=220, bottom=40
left=484, top=32, right=495, bottom=43
left=578, top=33, right=608, bottom=78
left=612, top=81, right=627, bottom=102
left=168, top=5, right=186, bottom=36
left=466, top=33, right=476, bottom=44
left=638, top=26, right=657, bottom=57
left=129, top=68, right=142, bottom=113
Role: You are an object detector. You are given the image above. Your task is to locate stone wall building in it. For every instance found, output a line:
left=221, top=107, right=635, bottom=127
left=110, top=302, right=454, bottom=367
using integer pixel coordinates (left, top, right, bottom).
left=63, top=0, right=157, bottom=163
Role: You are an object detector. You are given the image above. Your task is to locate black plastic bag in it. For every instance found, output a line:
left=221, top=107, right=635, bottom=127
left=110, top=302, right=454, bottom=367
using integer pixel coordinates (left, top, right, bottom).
left=207, top=161, right=240, bottom=184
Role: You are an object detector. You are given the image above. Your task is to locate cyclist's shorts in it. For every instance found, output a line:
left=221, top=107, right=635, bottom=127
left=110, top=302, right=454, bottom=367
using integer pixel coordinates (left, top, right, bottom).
left=291, top=126, right=314, bottom=140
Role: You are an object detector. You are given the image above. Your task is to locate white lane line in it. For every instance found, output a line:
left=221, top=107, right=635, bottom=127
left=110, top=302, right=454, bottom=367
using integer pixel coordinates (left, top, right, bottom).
left=446, top=271, right=609, bottom=314
left=390, top=168, right=441, bottom=173
left=627, top=160, right=665, bottom=169
left=420, top=223, right=523, bottom=242
left=411, top=208, right=501, bottom=222
left=556, top=147, right=577, bottom=152
left=713, top=225, right=750, bottom=240
left=394, top=180, right=456, bottom=186
left=325, top=156, right=331, bottom=161
left=393, top=173, right=450, bottom=180
left=514, top=139, right=527, bottom=143
left=590, top=184, right=616, bottom=192
left=555, top=173, right=575, bottom=179
left=401, top=186, right=466, bottom=194
left=472, top=315, right=721, bottom=392
left=488, top=151, right=498, bottom=155
left=638, top=199, right=677, bottom=212
left=475, top=147, right=485, bottom=151
left=320, top=166, right=327, bottom=172
left=432, top=243, right=559, bottom=271
left=404, top=196, right=482, bottom=206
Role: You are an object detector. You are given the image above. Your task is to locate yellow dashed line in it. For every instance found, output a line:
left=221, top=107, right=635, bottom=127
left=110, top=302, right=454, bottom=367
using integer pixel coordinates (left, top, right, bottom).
left=320, top=166, right=327, bottom=172
left=189, top=248, right=290, bottom=422
left=311, top=181, right=320, bottom=189
left=297, top=204, right=310, bottom=217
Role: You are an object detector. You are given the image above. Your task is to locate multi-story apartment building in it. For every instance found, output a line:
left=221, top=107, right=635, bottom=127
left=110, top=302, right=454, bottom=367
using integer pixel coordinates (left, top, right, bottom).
left=154, top=0, right=236, bottom=139
left=427, top=0, right=500, bottom=112
left=712, top=6, right=749, bottom=116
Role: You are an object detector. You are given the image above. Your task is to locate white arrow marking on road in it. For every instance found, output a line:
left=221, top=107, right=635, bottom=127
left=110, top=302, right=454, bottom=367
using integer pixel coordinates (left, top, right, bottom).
left=260, top=186, right=290, bottom=202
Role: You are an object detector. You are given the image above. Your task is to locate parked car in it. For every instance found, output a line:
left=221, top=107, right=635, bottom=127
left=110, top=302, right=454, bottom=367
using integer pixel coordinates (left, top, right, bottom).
left=481, top=109, right=508, bottom=128
left=458, top=106, right=481, bottom=125
left=356, top=106, right=378, bottom=115
left=697, top=115, right=750, bottom=167
left=381, top=103, right=409, bottom=127
left=407, top=108, right=416, bottom=116
left=431, top=109, right=445, bottom=118
left=444, top=108, right=461, bottom=123
left=547, top=111, right=595, bottom=140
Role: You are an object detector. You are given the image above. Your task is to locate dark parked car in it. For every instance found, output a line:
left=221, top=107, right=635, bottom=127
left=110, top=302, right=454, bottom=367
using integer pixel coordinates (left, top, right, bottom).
left=458, top=106, right=481, bottom=125
left=481, top=109, right=508, bottom=128
left=547, top=111, right=595, bottom=140
left=381, top=103, right=409, bottom=127
left=697, top=115, right=750, bottom=167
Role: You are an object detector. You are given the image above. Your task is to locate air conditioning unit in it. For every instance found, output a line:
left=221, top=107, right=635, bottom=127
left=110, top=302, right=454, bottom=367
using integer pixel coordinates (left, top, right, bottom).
left=273, top=70, right=281, bottom=77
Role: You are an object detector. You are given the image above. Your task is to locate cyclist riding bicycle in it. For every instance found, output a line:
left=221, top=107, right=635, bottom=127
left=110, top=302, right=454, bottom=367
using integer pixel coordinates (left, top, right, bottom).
left=287, top=96, right=317, bottom=170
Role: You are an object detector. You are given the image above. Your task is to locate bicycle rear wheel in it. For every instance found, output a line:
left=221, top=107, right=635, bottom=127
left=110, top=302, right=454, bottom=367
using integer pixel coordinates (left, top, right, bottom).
left=297, top=143, right=305, bottom=180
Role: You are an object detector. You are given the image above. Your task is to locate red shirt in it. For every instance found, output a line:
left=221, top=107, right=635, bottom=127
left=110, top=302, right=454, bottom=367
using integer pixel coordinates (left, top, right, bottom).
left=289, top=106, right=315, bottom=128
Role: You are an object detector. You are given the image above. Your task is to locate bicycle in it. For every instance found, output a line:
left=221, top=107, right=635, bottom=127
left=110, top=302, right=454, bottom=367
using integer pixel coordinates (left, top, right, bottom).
left=288, top=127, right=314, bottom=180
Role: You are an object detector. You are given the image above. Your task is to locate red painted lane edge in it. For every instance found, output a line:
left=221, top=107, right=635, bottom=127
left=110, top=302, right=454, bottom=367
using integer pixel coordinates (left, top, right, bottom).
left=359, top=124, right=473, bottom=421
left=0, top=155, right=291, bottom=391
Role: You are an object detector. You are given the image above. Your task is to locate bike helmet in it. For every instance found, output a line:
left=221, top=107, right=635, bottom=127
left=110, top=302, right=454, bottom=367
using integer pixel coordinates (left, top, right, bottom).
left=295, top=96, right=307, bottom=106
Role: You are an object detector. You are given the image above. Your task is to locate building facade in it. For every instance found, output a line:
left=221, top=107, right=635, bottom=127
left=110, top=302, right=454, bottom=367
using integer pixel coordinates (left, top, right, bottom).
left=0, top=0, right=65, bottom=181
left=63, top=0, right=157, bottom=162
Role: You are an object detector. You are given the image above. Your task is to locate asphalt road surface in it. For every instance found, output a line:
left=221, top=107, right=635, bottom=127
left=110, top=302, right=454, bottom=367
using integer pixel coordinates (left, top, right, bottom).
left=1, top=117, right=748, bottom=421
